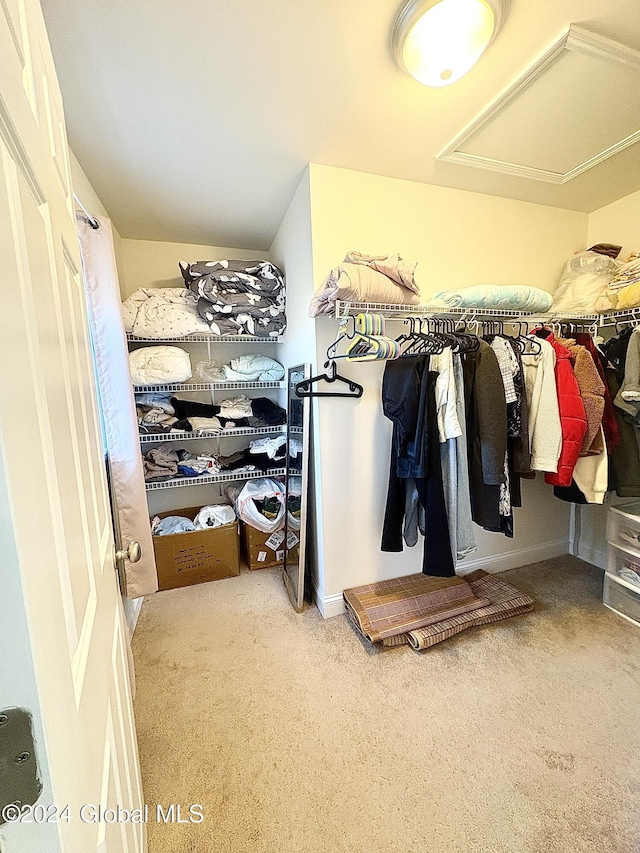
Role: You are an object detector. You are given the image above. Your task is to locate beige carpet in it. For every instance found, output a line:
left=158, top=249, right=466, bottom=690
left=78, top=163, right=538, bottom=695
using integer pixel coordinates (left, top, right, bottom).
left=132, top=557, right=640, bottom=853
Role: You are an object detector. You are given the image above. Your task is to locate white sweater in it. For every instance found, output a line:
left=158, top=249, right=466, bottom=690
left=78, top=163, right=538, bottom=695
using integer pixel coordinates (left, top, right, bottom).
left=573, top=427, right=608, bottom=504
left=523, top=337, right=562, bottom=473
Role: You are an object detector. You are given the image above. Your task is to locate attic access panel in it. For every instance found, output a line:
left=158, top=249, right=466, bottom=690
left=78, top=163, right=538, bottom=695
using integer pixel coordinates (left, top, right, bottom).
left=436, top=25, right=640, bottom=184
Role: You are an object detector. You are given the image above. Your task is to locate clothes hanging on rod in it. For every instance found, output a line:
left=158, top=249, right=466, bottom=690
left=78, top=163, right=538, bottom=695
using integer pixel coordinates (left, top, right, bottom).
left=381, top=357, right=455, bottom=577
left=372, top=312, right=629, bottom=574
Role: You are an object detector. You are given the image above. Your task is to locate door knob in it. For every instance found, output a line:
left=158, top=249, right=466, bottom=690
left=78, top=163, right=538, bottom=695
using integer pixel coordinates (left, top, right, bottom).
left=115, top=541, right=141, bottom=564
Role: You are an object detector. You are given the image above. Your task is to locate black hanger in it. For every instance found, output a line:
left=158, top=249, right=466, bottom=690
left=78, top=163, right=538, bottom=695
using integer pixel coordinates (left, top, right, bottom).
left=295, top=360, right=363, bottom=399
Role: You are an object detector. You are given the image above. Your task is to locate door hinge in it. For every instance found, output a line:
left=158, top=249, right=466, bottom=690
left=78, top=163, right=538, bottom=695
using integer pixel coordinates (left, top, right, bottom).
left=0, top=708, right=42, bottom=825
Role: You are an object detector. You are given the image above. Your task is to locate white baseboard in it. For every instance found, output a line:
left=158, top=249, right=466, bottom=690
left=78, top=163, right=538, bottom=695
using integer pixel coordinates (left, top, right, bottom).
left=455, top=537, right=569, bottom=576
left=315, top=589, right=347, bottom=619
left=315, top=538, right=570, bottom=619
left=577, top=543, right=607, bottom=571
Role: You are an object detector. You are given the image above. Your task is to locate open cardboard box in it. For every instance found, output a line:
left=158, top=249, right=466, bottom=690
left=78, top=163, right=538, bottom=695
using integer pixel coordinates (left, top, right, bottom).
left=152, top=506, right=240, bottom=591
left=242, top=521, right=300, bottom=570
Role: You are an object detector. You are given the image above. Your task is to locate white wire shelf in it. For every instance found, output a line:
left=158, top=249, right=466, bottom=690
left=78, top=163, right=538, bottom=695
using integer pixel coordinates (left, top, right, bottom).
left=133, top=380, right=286, bottom=393
left=289, top=426, right=303, bottom=435
left=333, top=300, right=599, bottom=322
left=127, top=333, right=284, bottom=343
left=139, top=425, right=286, bottom=444
left=598, top=308, right=640, bottom=327
left=145, top=467, right=287, bottom=491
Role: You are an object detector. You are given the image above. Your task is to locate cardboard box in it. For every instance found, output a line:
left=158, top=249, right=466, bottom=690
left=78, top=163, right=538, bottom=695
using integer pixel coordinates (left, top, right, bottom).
left=242, top=522, right=300, bottom=571
left=152, top=506, right=240, bottom=591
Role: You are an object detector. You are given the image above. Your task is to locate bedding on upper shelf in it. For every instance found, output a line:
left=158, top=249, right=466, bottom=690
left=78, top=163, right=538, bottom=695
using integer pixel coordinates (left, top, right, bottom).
left=180, top=259, right=286, bottom=338
left=129, top=346, right=192, bottom=386
left=594, top=254, right=640, bottom=312
left=123, top=287, right=212, bottom=338
left=310, top=252, right=420, bottom=317
left=430, top=284, right=553, bottom=312
left=552, top=250, right=620, bottom=313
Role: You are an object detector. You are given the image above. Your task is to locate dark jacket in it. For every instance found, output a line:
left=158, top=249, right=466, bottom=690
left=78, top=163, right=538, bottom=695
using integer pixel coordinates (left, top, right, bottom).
left=462, top=340, right=507, bottom=530
left=605, top=367, right=640, bottom=497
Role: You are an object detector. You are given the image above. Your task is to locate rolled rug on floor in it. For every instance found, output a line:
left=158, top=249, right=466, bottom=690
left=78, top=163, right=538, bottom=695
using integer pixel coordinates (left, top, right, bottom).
left=406, top=570, right=535, bottom=651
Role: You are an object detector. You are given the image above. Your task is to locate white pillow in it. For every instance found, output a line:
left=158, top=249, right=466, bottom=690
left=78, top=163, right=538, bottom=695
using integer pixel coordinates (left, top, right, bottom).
left=129, top=346, right=192, bottom=386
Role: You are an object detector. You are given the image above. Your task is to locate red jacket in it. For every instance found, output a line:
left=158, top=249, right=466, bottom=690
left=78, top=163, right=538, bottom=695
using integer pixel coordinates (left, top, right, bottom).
left=539, top=333, right=588, bottom=488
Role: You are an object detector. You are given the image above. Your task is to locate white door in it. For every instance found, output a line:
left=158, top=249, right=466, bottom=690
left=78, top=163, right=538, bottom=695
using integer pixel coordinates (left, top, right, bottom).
left=0, top=1, right=145, bottom=852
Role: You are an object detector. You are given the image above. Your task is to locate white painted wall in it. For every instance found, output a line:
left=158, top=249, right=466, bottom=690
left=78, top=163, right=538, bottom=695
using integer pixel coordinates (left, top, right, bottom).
left=575, top=188, right=640, bottom=570
left=69, top=150, right=126, bottom=284
left=588, top=188, right=640, bottom=263
left=308, top=164, right=589, bottom=615
left=270, top=168, right=316, bottom=369
left=270, top=168, right=324, bottom=594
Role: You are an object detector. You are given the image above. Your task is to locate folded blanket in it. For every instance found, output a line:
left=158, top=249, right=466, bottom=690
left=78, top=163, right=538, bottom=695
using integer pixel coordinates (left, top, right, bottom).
left=343, top=574, right=490, bottom=643
left=222, top=355, right=285, bottom=382
left=129, top=346, right=192, bottom=386
left=431, top=285, right=552, bottom=312
left=123, top=287, right=211, bottom=338
left=170, top=396, right=287, bottom=428
left=178, top=416, right=223, bottom=434
left=180, top=259, right=286, bottom=338
left=194, top=355, right=285, bottom=383
left=143, top=444, right=179, bottom=480
left=343, top=252, right=419, bottom=293
left=310, top=261, right=420, bottom=317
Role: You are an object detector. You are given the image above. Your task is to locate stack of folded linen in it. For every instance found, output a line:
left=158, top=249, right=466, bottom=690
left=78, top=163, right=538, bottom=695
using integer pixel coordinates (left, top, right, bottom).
left=180, top=259, right=286, bottom=338
left=171, top=395, right=287, bottom=432
left=310, top=251, right=420, bottom=317
left=343, top=570, right=534, bottom=651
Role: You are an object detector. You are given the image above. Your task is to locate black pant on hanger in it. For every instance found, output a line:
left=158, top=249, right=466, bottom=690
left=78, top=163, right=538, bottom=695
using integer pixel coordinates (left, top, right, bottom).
left=381, top=361, right=455, bottom=577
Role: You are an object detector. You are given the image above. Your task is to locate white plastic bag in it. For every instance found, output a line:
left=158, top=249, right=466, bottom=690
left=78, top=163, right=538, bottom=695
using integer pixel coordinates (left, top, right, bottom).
left=234, top=478, right=286, bottom=533
left=193, top=504, right=236, bottom=529
left=195, top=359, right=224, bottom=381
left=287, top=476, right=302, bottom=532
left=551, top=251, right=619, bottom=313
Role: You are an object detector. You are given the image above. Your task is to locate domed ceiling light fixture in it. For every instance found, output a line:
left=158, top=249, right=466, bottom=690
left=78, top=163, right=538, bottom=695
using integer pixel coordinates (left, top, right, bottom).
left=392, top=0, right=506, bottom=87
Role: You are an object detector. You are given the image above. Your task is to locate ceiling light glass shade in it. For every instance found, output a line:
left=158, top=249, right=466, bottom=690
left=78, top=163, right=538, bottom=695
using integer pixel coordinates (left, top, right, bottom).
left=392, top=0, right=505, bottom=87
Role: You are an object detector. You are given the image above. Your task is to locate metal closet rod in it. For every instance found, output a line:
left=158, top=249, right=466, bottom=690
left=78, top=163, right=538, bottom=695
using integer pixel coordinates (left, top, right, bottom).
left=73, top=193, right=100, bottom=230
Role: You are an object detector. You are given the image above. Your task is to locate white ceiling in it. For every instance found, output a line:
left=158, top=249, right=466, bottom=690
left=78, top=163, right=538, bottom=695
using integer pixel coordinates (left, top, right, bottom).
left=41, top=0, right=640, bottom=250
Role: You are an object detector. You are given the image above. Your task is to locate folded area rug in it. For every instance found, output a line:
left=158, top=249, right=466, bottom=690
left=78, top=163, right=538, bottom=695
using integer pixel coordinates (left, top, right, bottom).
left=343, top=574, right=491, bottom=643
left=379, top=570, right=535, bottom=650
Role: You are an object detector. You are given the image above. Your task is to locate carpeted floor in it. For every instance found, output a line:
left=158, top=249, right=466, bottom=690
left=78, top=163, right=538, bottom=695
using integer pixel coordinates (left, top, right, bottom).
left=132, top=557, right=640, bottom=853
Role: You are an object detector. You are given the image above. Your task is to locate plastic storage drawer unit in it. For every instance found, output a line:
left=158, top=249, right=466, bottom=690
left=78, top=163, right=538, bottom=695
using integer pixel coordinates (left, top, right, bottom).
left=607, top=545, right=640, bottom=590
left=607, top=501, right=640, bottom=556
left=603, top=572, right=640, bottom=627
